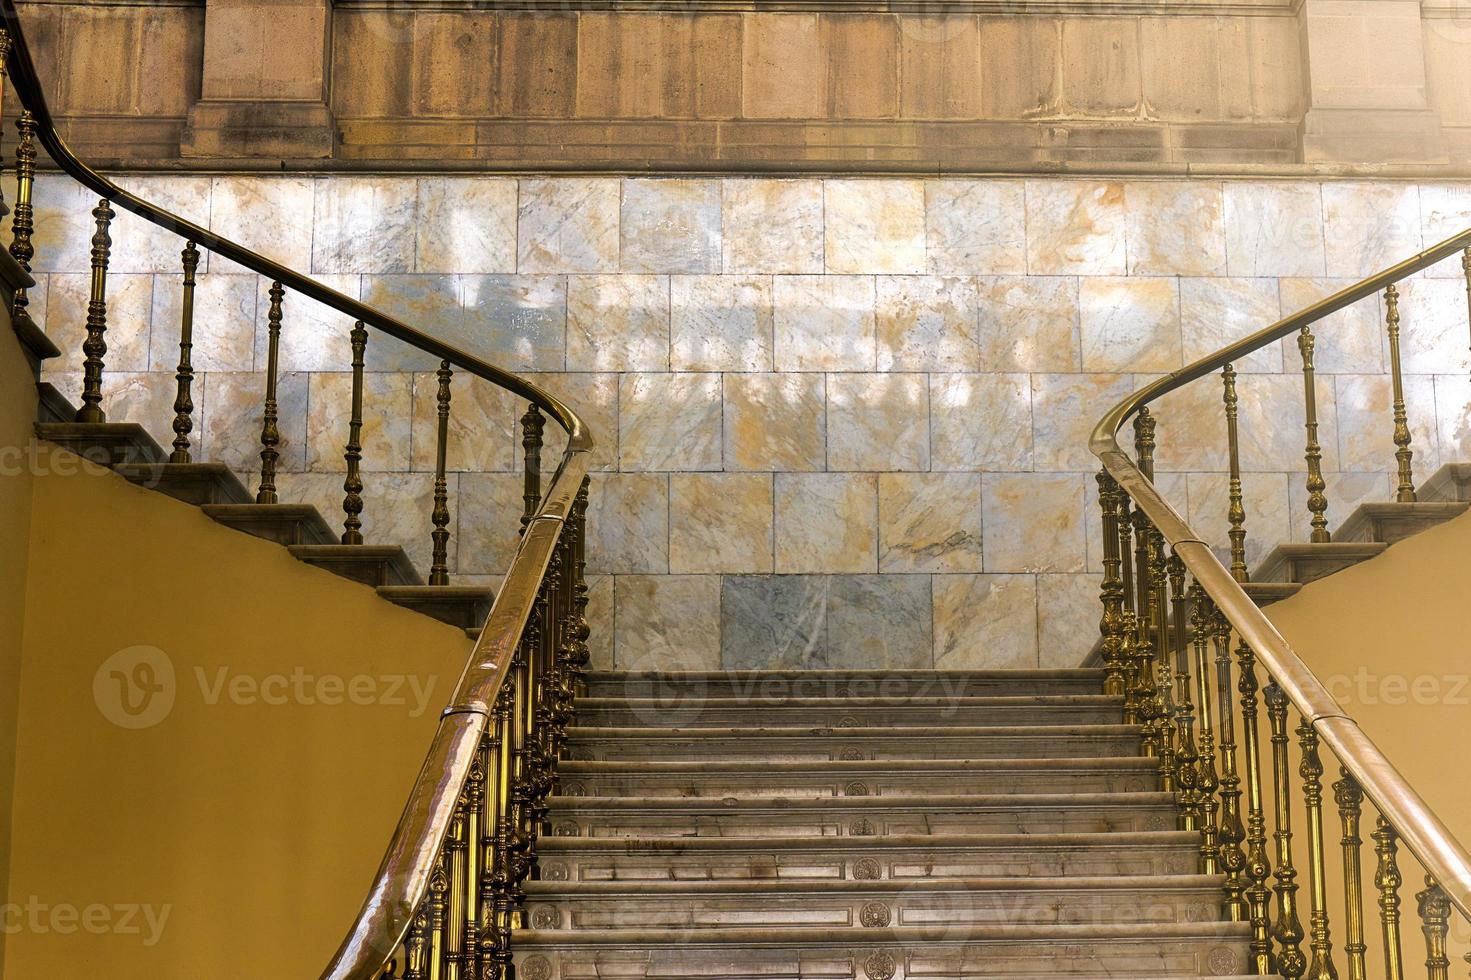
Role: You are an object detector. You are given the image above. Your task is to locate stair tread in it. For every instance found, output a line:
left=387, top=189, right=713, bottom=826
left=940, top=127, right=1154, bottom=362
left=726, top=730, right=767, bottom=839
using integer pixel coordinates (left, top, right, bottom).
left=37, top=421, right=167, bottom=464
left=560, top=756, right=1159, bottom=772
left=569, top=724, right=1138, bottom=736
left=111, top=461, right=254, bottom=505
left=524, top=873, right=1226, bottom=895
left=586, top=669, right=1108, bottom=681
left=548, top=791, right=1174, bottom=810
left=576, top=695, right=1122, bottom=707
left=517, top=920, right=1251, bottom=943
left=287, top=543, right=424, bottom=586
left=540, top=830, right=1199, bottom=850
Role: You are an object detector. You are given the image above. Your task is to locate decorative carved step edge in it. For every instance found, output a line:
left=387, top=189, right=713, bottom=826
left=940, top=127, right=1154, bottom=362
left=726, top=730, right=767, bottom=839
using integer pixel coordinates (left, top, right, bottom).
left=1333, top=500, right=1470, bottom=545
left=1417, top=461, right=1471, bottom=503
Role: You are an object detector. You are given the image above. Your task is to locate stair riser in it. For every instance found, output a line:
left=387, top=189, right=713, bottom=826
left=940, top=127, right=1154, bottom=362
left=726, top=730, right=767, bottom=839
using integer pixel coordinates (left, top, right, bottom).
left=557, top=769, right=1161, bottom=799
left=574, top=705, right=1122, bottom=728
left=565, top=733, right=1142, bottom=762
left=584, top=677, right=1106, bottom=700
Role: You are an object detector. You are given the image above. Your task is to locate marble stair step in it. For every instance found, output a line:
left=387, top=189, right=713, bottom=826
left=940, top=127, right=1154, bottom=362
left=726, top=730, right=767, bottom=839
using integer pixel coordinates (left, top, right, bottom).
left=1419, top=462, right=1471, bottom=503
left=543, top=791, right=1178, bottom=838
left=110, top=461, right=253, bottom=506
left=563, top=725, right=1141, bottom=762
left=201, top=503, right=337, bottom=546
left=555, top=757, right=1161, bottom=799
left=1251, top=541, right=1387, bottom=585
left=572, top=695, right=1123, bottom=729
left=36, top=421, right=166, bottom=466
left=36, top=381, right=75, bottom=423
left=582, top=669, right=1108, bottom=701
left=376, top=585, right=494, bottom=629
left=286, top=543, right=424, bottom=587
left=1332, top=500, right=1469, bottom=544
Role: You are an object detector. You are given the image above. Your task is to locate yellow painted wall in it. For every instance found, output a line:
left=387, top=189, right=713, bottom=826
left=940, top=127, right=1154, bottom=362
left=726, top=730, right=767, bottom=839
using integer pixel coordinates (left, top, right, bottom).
left=5, top=455, right=470, bottom=977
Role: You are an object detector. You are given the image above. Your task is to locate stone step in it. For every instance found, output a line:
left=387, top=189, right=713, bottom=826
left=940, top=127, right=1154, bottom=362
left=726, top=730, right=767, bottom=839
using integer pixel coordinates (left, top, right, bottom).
left=572, top=695, right=1124, bottom=729
left=36, top=421, right=166, bottom=466
left=563, top=725, right=1142, bottom=762
left=1241, top=581, right=1300, bottom=607
left=521, top=874, right=1228, bottom=931
left=582, top=669, right=1108, bottom=701
left=555, top=757, right=1161, bottom=799
left=201, top=503, right=338, bottom=546
left=543, top=791, right=1178, bottom=838
left=111, top=461, right=253, bottom=506
left=1419, top=462, right=1471, bottom=503
left=1333, top=500, right=1469, bottom=545
left=512, top=921, right=1258, bottom=978
left=376, top=585, right=493, bottom=629
left=533, top=831, right=1203, bottom=883
left=1251, top=541, right=1387, bottom=585
left=286, top=543, right=423, bottom=587
left=36, top=381, right=74, bottom=423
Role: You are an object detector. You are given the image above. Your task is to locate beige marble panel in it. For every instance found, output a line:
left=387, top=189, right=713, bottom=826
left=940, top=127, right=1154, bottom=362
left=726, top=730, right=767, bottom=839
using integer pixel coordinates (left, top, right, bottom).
left=1333, top=373, right=1439, bottom=475
left=723, top=373, right=825, bottom=472
left=876, top=275, right=980, bottom=372
left=357, top=275, right=461, bottom=372
left=1396, top=278, right=1471, bottom=375
left=1079, top=277, right=1181, bottom=373
left=416, top=177, right=518, bottom=274
left=878, top=472, right=984, bottom=573
left=827, top=373, right=929, bottom=471
left=279, top=470, right=445, bottom=574
left=1149, top=379, right=1232, bottom=474
left=931, top=373, right=1033, bottom=472
left=1287, top=471, right=1392, bottom=542
left=1418, top=184, right=1471, bottom=277
left=619, top=373, right=722, bottom=472
left=110, top=176, right=215, bottom=275
left=1024, top=180, right=1127, bottom=276
left=924, top=180, right=1027, bottom=276
left=621, top=179, right=722, bottom=274
left=1038, top=573, right=1102, bottom=668
left=29, top=176, right=102, bottom=274
left=306, top=371, right=413, bottom=472
left=1321, top=182, right=1423, bottom=278
left=772, top=275, right=876, bottom=372
left=1185, top=470, right=1292, bottom=572
left=460, top=275, right=568, bottom=372
left=670, top=473, right=774, bottom=574
left=975, top=276, right=1081, bottom=373
left=1030, top=372, right=1135, bottom=472
left=260, top=274, right=362, bottom=373
left=585, top=575, right=614, bottom=670
left=566, top=274, right=669, bottom=371
left=95, top=371, right=182, bottom=449
left=774, top=473, right=879, bottom=574
left=517, top=177, right=620, bottom=274
left=1179, top=277, right=1282, bottom=373
left=982, top=472, right=1087, bottom=573
left=823, top=179, right=926, bottom=275
left=408, top=371, right=518, bottom=473
left=1222, top=181, right=1326, bottom=278
left=197, top=370, right=309, bottom=474
left=585, top=473, right=670, bottom=575
left=208, top=176, right=316, bottom=273
left=1234, top=372, right=1339, bottom=473
left=43, top=272, right=154, bottom=378
left=1434, top=375, right=1471, bottom=466
left=312, top=177, right=418, bottom=274
left=613, top=576, right=722, bottom=671
left=1123, top=181, right=1227, bottom=277
left=933, top=574, right=1038, bottom=669
left=526, top=371, right=620, bottom=473
left=149, top=273, right=258, bottom=374
left=721, top=179, right=823, bottom=274
left=1277, top=279, right=1384, bottom=374
left=671, top=275, right=773, bottom=372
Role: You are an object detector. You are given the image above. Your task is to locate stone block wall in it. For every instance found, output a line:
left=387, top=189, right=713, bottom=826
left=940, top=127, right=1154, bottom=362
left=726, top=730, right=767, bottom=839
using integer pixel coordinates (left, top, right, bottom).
left=25, top=174, right=1471, bottom=670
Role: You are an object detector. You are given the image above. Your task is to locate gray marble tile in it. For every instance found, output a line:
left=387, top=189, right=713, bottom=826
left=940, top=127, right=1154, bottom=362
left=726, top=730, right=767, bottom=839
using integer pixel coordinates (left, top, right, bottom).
left=409, top=371, right=518, bottom=473
left=934, top=573, right=1038, bottom=669
left=455, top=472, right=531, bottom=576
left=772, top=275, right=876, bottom=372
left=306, top=371, right=413, bottom=472
left=416, top=177, right=518, bottom=274
left=1124, top=181, right=1227, bottom=277
left=1396, top=277, right=1471, bottom=375
left=358, top=274, right=464, bottom=372
left=775, top=473, right=879, bottom=574
left=924, top=180, right=1027, bottom=275
left=671, top=275, right=773, bottom=372
left=518, top=177, right=620, bottom=274
left=619, top=373, right=723, bottom=472
left=1418, top=184, right=1471, bottom=277
left=670, top=473, right=774, bottom=574
left=1434, top=374, right=1471, bottom=468
left=1333, top=373, right=1438, bottom=475
left=721, top=575, right=830, bottom=669
left=43, top=272, right=154, bottom=378
left=930, top=373, right=1033, bottom=472
left=567, top=274, right=669, bottom=371
left=1277, top=280, right=1384, bottom=374
left=824, top=179, right=926, bottom=274
left=1037, top=573, right=1102, bottom=668
left=109, top=176, right=215, bottom=275
left=209, top=176, right=316, bottom=273
left=461, top=275, right=567, bottom=372
left=525, top=371, right=620, bottom=473
left=613, top=576, right=722, bottom=672
left=827, top=373, right=930, bottom=471
left=825, top=574, right=933, bottom=669
left=1222, top=181, right=1326, bottom=278
left=621, top=179, right=722, bottom=274
left=1024, top=180, right=1127, bottom=276
left=976, top=276, right=1081, bottom=373
left=875, top=275, right=980, bottom=372
left=150, top=273, right=258, bottom=374
left=585, top=473, right=670, bottom=575
left=260, top=274, right=362, bottom=374
left=28, top=176, right=101, bottom=274
left=724, top=373, right=826, bottom=472
left=1185, top=471, right=1292, bottom=572
left=878, top=472, right=984, bottom=573
left=1234, top=372, right=1339, bottom=473
left=721, top=179, right=823, bottom=274
left=312, top=177, right=418, bottom=274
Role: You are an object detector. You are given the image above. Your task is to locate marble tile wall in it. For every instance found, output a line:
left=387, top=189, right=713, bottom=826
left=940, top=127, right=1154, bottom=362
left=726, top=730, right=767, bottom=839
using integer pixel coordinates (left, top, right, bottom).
left=28, top=175, right=1471, bottom=671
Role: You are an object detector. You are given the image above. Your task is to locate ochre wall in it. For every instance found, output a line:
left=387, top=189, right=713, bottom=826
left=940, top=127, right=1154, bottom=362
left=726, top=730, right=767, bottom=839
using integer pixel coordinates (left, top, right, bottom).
left=5, top=456, right=470, bottom=977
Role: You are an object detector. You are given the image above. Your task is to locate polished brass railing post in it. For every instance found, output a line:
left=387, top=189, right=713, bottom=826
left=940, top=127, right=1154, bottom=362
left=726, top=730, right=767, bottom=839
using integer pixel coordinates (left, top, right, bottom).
left=1213, top=612, right=1248, bottom=920
left=1222, top=364, right=1250, bottom=582
left=1146, top=524, right=1175, bottom=789
left=1374, top=815, right=1407, bottom=980
left=1297, top=721, right=1338, bottom=980
left=256, top=283, right=284, bottom=504
left=488, top=687, right=515, bottom=980
left=404, top=902, right=430, bottom=980
left=341, top=321, right=367, bottom=544
left=427, top=852, right=448, bottom=979
left=1171, top=559, right=1201, bottom=832
left=1384, top=283, right=1417, bottom=502
left=1267, top=680, right=1308, bottom=978
left=521, top=404, right=544, bottom=534
left=1417, top=876, right=1452, bottom=980
left=168, top=242, right=200, bottom=463
left=443, top=793, right=467, bottom=980
left=429, top=361, right=453, bottom=585
left=1298, top=325, right=1331, bottom=543
left=1097, top=471, right=1128, bottom=699
left=570, top=475, right=592, bottom=697
left=1238, top=641, right=1276, bottom=972
left=1133, top=411, right=1166, bottom=764
left=9, top=111, right=36, bottom=315
left=75, top=199, right=115, bottom=424
left=1190, top=585, right=1221, bottom=874
left=1334, top=769, right=1369, bottom=980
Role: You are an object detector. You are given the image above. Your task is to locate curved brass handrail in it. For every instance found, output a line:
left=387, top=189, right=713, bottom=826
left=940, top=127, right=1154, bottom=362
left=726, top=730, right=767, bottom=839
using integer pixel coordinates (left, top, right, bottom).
left=1090, top=227, right=1471, bottom=922
left=0, top=3, right=595, bottom=974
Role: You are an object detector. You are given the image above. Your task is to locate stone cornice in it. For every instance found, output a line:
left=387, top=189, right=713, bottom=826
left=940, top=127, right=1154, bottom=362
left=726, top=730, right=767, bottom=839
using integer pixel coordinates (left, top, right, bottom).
left=330, top=0, right=1295, bottom=15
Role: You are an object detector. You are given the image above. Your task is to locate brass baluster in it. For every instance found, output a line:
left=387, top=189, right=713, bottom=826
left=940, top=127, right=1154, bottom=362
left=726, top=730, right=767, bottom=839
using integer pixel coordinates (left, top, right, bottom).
left=427, top=853, right=448, bottom=980
left=341, top=321, right=367, bottom=543
left=1297, top=721, right=1338, bottom=979
left=443, top=793, right=468, bottom=980
left=0, top=30, right=11, bottom=222
left=1096, top=471, right=1128, bottom=699
left=1238, top=640, right=1276, bottom=971
left=1170, top=559, right=1201, bottom=832
left=9, top=111, right=36, bottom=316
left=1298, top=325, right=1331, bottom=543
left=1374, top=816, right=1406, bottom=980
left=1145, top=523, right=1175, bottom=790
left=486, top=688, right=515, bottom=980
left=1133, top=411, right=1165, bottom=765
left=1118, top=494, right=1142, bottom=726
left=1417, top=876, right=1452, bottom=980
left=170, top=243, right=200, bottom=463
left=257, top=283, right=284, bottom=504
left=1213, top=612, right=1247, bottom=920
left=462, top=738, right=486, bottom=980
left=1334, top=770, right=1369, bottom=980
left=75, top=200, right=115, bottom=424
left=1384, top=283, right=1418, bottom=502
left=403, top=901, right=430, bottom=980
left=521, top=404, right=544, bottom=533
left=1189, top=585, right=1220, bottom=875
left=1267, top=680, right=1308, bottom=978
left=1223, top=364, right=1250, bottom=582
left=1463, top=247, right=1471, bottom=380
left=429, top=362, right=453, bottom=585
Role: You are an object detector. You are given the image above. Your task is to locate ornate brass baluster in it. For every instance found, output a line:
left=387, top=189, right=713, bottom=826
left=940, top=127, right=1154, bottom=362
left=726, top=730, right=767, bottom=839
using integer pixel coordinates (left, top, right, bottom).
left=1118, top=494, right=1141, bottom=726
left=75, top=200, right=115, bottom=424
left=1238, top=640, right=1276, bottom=972
left=521, top=404, right=544, bottom=534
left=568, top=477, right=592, bottom=699
left=1298, top=325, right=1331, bottom=543
left=403, top=901, right=430, bottom=980
left=461, top=737, right=484, bottom=980
left=256, top=283, right=284, bottom=504
left=1170, top=559, right=1201, bottom=832
left=1334, top=770, right=1369, bottom=980
left=0, top=30, right=11, bottom=221
left=341, top=321, right=367, bottom=543
left=1212, top=612, right=1247, bottom=920
left=1267, top=681, right=1307, bottom=978
left=1145, top=524, right=1175, bottom=791
left=429, top=362, right=454, bottom=585
left=1374, top=816, right=1406, bottom=980
left=443, top=793, right=467, bottom=980
left=1382, top=283, right=1418, bottom=502
left=1297, top=722, right=1338, bottom=979
left=1133, top=411, right=1165, bottom=765
left=1189, top=585, right=1220, bottom=875
left=487, top=688, right=515, bottom=980
left=170, top=243, right=200, bottom=463
left=427, top=852, right=448, bottom=980
left=1223, top=364, right=1250, bottom=582
left=9, top=111, right=36, bottom=316
left=1417, top=876, right=1452, bottom=980
left=1097, top=471, right=1128, bottom=699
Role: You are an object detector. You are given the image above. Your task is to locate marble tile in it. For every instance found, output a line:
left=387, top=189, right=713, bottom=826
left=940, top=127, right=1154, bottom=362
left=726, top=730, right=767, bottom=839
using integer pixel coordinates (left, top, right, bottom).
left=827, top=373, right=930, bottom=472
left=567, top=274, right=669, bottom=371
left=95, top=371, right=182, bottom=449
left=1185, top=471, right=1292, bottom=572
left=723, top=373, right=826, bottom=472
left=149, top=273, right=258, bottom=373
left=875, top=276, right=980, bottom=372
left=517, top=177, right=620, bottom=274
left=1149, top=379, right=1233, bottom=473
left=824, top=179, right=926, bottom=274
left=621, top=179, right=722, bottom=274
left=1038, top=573, right=1103, bottom=668
left=209, top=176, right=316, bottom=273
left=358, top=274, right=463, bottom=372
left=1396, top=278, right=1471, bottom=376
left=1179, top=277, right=1282, bottom=373
left=671, top=275, right=773, bottom=372
left=585, top=473, right=670, bottom=575
left=43, top=272, right=154, bottom=377
left=461, top=275, right=567, bottom=371
left=931, top=374, right=1033, bottom=472
left=670, top=473, right=774, bottom=574
left=721, top=575, right=829, bottom=668
left=306, top=371, right=413, bottom=472
left=773, top=275, right=877, bottom=372
left=409, top=371, right=518, bottom=473
left=1418, top=184, right=1471, bottom=277
left=1322, top=183, right=1422, bottom=278
left=1277, top=279, right=1384, bottom=374
left=1024, top=180, right=1127, bottom=276
left=585, top=575, right=615, bottom=670
left=923, top=180, right=1027, bottom=275
left=721, top=179, right=823, bottom=274
left=1222, top=181, right=1326, bottom=278
left=1031, top=373, right=1137, bottom=472
left=1234, top=372, right=1339, bottom=473
left=525, top=371, right=620, bottom=472
left=1287, top=471, right=1392, bottom=543
left=982, top=472, right=1087, bottom=573
left=278, top=470, right=444, bottom=574
left=198, top=370, right=310, bottom=474
left=109, top=176, right=215, bottom=275
left=312, top=177, right=418, bottom=274
left=613, top=576, right=722, bottom=672
left=1079, top=277, right=1181, bottom=372
left=619, top=373, right=723, bottom=472
left=1433, top=375, right=1471, bottom=467
left=455, top=472, right=532, bottom=575
left=1124, top=181, right=1227, bottom=277
left=825, top=575, right=932, bottom=669
left=934, top=574, right=1038, bottom=669
left=878, top=472, right=984, bottom=573
left=28, top=176, right=102, bottom=274
left=1333, top=373, right=1439, bottom=475
left=416, top=177, right=518, bottom=274
left=775, top=473, right=879, bottom=574
left=260, top=274, right=362, bottom=373
left=975, top=276, right=1081, bottom=373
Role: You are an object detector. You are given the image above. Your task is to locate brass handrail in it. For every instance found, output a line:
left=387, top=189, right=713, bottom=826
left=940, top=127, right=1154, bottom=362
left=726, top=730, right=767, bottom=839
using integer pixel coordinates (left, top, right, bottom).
left=0, top=3, right=595, bottom=974
left=1090, top=227, right=1471, bottom=923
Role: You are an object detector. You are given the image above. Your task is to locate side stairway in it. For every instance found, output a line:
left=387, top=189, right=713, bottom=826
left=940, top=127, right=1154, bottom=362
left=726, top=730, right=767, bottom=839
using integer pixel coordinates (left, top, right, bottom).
left=514, top=670, right=1269, bottom=980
